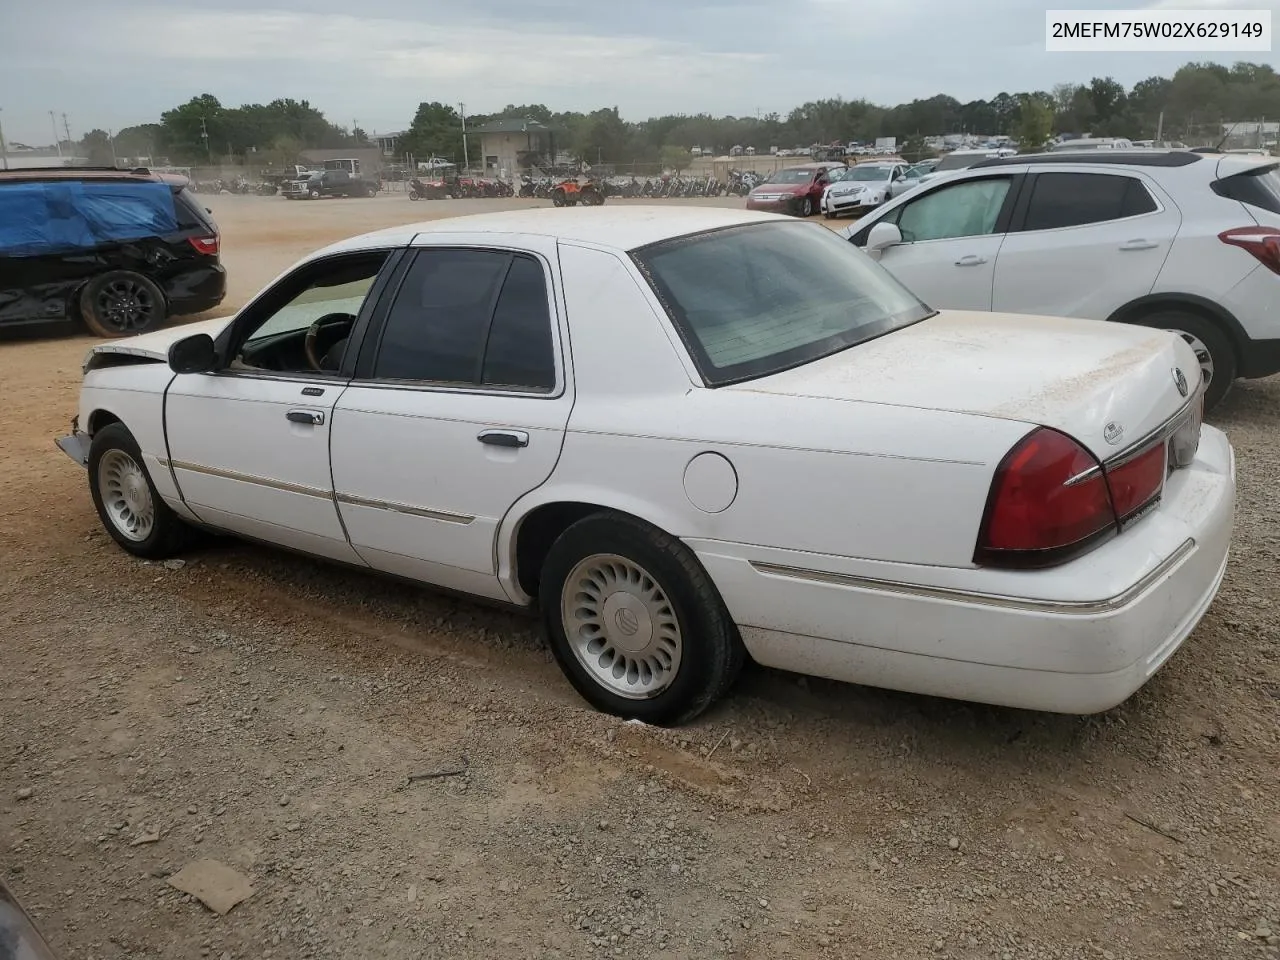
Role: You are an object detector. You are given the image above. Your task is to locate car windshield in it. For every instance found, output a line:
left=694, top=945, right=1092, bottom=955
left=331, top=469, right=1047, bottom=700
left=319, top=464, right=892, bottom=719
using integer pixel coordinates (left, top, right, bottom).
left=848, top=166, right=892, bottom=181
left=765, top=168, right=815, bottom=184
left=933, top=152, right=986, bottom=172
left=632, top=221, right=932, bottom=386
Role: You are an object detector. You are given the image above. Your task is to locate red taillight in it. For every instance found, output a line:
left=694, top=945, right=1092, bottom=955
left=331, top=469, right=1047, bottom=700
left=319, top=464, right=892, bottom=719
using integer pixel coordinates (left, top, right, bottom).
left=975, top=427, right=1117, bottom=568
left=1104, top=442, right=1166, bottom=520
left=188, top=235, right=219, bottom=256
left=1218, top=225, right=1280, bottom=274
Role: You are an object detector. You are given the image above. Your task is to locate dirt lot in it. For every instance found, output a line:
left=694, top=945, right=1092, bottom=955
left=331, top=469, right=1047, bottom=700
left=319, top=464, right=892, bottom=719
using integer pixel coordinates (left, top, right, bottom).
left=2, top=195, right=1278, bottom=960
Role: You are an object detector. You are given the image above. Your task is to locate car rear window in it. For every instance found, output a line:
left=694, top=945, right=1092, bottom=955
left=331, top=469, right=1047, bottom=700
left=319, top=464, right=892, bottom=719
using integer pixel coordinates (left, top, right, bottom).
left=632, top=221, right=931, bottom=386
left=0, top=180, right=181, bottom=257
left=1212, top=163, right=1280, bottom=215
left=174, top=186, right=214, bottom=231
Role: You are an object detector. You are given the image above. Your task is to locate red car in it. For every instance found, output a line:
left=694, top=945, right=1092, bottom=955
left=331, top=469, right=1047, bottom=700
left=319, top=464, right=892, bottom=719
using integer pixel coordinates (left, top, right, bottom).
left=745, top=162, right=846, bottom=218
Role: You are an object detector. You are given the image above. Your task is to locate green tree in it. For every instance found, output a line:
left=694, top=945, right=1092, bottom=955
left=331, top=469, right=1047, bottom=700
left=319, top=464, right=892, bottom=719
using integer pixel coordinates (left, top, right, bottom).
left=575, top=107, right=629, bottom=163
left=80, top=129, right=115, bottom=166
left=402, top=101, right=463, bottom=163
left=1017, top=97, right=1055, bottom=151
left=659, top=145, right=691, bottom=173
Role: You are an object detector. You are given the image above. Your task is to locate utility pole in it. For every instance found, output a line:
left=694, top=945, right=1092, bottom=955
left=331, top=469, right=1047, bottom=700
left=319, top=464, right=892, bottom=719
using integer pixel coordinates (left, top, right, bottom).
left=1156, top=110, right=1164, bottom=143
left=107, top=128, right=118, bottom=166
left=200, top=115, right=211, bottom=163
left=50, top=110, right=62, bottom=156
left=459, top=102, right=469, bottom=172
left=0, top=107, right=8, bottom=170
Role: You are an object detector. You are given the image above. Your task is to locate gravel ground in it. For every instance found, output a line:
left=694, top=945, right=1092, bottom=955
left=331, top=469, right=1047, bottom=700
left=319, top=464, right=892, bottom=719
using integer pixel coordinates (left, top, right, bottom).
left=1, top=195, right=1277, bottom=960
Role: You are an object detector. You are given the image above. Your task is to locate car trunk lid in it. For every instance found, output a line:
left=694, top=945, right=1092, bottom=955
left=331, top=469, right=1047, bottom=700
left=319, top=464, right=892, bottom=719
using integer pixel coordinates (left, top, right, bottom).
left=726, top=310, right=1199, bottom=460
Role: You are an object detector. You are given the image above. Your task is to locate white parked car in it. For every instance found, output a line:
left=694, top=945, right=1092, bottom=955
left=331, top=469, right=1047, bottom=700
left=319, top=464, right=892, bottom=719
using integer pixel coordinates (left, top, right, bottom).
left=911, top=148, right=1016, bottom=191
left=820, top=161, right=910, bottom=218
left=841, top=149, right=1280, bottom=410
left=57, top=208, right=1234, bottom=724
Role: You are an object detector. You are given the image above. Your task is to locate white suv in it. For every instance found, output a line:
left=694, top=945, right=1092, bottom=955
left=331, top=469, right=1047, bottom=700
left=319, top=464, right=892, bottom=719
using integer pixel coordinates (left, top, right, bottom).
left=841, top=150, right=1280, bottom=409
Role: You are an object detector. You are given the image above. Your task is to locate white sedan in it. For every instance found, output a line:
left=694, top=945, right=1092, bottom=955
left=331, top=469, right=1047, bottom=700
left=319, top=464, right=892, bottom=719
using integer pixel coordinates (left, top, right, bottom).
left=820, top=162, right=910, bottom=218
left=57, top=207, right=1235, bottom=725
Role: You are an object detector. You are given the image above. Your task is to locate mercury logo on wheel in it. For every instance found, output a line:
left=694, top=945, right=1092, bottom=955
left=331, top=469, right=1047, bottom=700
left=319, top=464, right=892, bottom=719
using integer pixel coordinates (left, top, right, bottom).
left=1173, top=367, right=1189, bottom=397
left=614, top=608, right=640, bottom=636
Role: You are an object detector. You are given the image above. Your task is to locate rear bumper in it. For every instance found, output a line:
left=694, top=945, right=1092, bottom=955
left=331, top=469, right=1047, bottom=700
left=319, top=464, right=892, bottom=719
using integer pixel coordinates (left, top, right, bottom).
left=1238, top=335, right=1280, bottom=380
left=689, top=426, right=1236, bottom=714
left=163, top=262, right=226, bottom=318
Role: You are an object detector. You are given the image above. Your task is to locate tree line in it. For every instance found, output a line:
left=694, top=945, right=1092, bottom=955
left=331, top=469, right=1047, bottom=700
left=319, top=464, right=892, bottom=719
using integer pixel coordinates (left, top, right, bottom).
left=77, top=60, right=1280, bottom=168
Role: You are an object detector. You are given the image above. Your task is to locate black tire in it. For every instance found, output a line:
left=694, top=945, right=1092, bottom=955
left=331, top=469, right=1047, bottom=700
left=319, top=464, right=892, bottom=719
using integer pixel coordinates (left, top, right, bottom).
left=797, top=196, right=813, bottom=218
left=79, top=271, right=166, bottom=338
left=823, top=210, right=836, bottom=220
left=309, top=189, right=321, bottom=199
left=1132, top=310, right=1236, bottom=412
left=87, top=423, right=198, bottom=559
left=552, top=189, right=566, bottom=208
left=540, top=512, right=745, bottom=725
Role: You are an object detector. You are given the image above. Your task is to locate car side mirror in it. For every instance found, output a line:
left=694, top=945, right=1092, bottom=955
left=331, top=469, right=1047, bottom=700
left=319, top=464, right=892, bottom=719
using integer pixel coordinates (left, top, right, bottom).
left=866, top=222, right=903, bottom=255
left=168, top=333, right=218, bottom=374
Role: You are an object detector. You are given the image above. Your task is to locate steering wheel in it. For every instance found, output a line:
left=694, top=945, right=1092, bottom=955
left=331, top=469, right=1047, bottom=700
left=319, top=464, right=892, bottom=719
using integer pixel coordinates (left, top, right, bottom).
left=303, top=312, right=357, bottom=371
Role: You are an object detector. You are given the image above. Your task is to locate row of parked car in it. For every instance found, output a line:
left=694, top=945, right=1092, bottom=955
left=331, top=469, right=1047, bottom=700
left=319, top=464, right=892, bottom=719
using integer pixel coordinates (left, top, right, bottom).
left=747, top=147, right=1280, bottom=410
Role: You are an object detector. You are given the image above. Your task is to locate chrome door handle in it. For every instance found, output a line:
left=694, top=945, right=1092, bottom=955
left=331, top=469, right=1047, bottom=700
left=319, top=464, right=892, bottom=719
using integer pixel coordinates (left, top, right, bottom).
left=954, top=255, right=988, bottom=266
left=286, top=409, right=325, bottom=425
left=477, top=429, right=529, bottom=448
left=1119, top=239, right=1158, bottom=251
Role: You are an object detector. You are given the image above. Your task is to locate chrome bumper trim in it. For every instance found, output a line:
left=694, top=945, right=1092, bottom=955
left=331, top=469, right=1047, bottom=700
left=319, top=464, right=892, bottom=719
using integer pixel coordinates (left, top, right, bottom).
left=749, top=538, right=1196, bottom=616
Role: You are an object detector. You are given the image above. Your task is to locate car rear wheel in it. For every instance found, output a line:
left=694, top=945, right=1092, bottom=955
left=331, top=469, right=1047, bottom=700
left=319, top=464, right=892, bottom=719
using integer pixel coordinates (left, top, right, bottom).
left=88, top=423, right=198, bottom=559
left=540, top=512, right=745, bottom=725
left=1133, top=310, right=1235, bottom=411
left=79, top=271, right=166, bottom=338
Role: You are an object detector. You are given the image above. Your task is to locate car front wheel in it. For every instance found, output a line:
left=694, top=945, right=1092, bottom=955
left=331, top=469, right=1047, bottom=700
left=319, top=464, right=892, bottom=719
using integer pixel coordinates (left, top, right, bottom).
left=88, top=423, right=198, bottom=559
left=540, top=512, right=744, bottom=725
left=797, top=196, right=813, bottom=217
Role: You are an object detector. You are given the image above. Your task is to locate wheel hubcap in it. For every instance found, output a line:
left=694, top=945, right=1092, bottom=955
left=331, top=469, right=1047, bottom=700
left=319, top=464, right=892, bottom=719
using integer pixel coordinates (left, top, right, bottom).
left=98, top=449, right=155, bottom=542
left=561, top=554, right=683, bottom=700
left=1167, top=330, right=1214, bottom=391
left=97, top=280, right=155, bottom=332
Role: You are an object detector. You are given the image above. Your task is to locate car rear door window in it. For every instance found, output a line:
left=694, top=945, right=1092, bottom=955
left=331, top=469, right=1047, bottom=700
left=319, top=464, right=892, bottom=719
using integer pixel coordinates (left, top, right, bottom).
left=892, top=177, right=1012, bottom=242
left=481, top=254, right=556, bottom=390
left=1021, top=173, right=1157, bottom=231
left=372, top=249, right=556, bottom=390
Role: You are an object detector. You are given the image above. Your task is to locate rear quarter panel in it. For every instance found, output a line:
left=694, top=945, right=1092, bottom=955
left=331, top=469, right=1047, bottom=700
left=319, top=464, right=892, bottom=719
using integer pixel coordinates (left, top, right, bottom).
left=512, top=239, right=1031, bottom=574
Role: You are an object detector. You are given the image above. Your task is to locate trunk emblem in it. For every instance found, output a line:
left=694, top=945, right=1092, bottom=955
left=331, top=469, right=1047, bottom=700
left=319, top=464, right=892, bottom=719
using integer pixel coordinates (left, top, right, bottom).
left=1173, top=367, right=1189, bottom=397
left=1103, top=422, right=1125, bottom=445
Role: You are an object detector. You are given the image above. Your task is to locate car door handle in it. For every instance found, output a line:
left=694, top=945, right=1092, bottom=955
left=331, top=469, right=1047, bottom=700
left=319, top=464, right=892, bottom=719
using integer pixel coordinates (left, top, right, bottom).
left=286, top=409, right=325, bottom=425
left=1119, top=239, right=1159, bottom=251
left=477, top=429, right=529, bottom=448
left=954, top=255, right=988, bottom=266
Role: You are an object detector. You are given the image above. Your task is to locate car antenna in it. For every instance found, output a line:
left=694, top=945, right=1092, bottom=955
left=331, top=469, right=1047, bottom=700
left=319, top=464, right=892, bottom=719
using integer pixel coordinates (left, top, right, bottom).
left=1213, top=119, right=1243, bottom=153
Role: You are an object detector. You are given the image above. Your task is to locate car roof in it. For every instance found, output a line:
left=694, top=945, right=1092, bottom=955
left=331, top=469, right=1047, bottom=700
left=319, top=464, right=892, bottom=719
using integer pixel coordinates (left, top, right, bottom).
left=971, top=150, right=1204, bottom=169
left=326, top=206, right=795, bottom=255
left=0, top=166, right=188, bottom=187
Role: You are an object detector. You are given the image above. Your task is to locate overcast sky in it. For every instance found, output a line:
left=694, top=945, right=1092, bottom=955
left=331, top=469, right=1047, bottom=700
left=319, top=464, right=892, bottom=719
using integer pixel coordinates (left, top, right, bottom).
left=1, top=0, right=1276, bottom=144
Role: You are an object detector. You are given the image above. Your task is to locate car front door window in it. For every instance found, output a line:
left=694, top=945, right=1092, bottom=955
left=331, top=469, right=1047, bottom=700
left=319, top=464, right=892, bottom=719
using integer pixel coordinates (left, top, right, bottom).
left=233, top=252, right=389, bottom=375
left=894, top=178, right=1012, bottom=242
